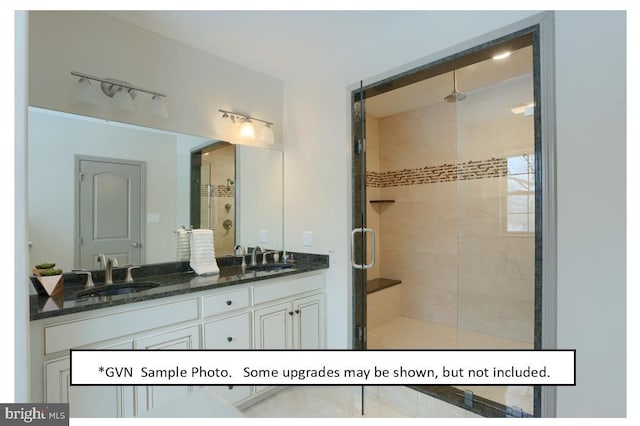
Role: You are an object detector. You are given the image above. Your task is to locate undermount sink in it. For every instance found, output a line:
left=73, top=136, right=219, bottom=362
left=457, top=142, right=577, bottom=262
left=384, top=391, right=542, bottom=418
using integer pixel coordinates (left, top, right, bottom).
left=74, top=281, right=160, bottom=298
left=246, top=263, right=296, bottom=272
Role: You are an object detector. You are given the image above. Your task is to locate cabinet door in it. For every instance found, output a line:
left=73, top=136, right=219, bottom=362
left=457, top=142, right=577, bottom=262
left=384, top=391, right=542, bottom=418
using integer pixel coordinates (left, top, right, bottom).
left=253, top=302, right=293, bottom=350
left=207, top=385, right=252, bottom=405
left=134, top=325, right=200, bottom=416
left=293, top=294, right=325, bottom=350
left=203, top=312, right=251, bottom=349
left=44, top=341, right=133, bottom=418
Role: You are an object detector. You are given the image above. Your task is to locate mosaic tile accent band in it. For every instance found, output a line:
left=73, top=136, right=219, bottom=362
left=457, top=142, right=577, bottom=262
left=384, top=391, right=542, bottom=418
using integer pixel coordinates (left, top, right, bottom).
left=367, top=157, right=508, bottom=188
left=200, top=185, right=234, bottom=197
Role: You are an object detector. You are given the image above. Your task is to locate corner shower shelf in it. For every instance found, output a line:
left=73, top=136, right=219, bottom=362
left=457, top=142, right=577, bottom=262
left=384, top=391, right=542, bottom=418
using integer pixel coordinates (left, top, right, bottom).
left=366, top=278, right=402, bottom=295
left=369, top=199, right=395, bottom=204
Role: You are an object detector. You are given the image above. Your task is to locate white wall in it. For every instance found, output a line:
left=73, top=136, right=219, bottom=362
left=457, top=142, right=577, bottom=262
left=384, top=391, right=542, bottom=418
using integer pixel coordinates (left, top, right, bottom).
left=28, top=108, right=180, bottom=270
left=28, top=11, right=283, bottom=149
left=237, top=146, right=284, bottom=251
left=284, top=11, right=626, bottom=417
left=554, top=11, right=626, bottom=417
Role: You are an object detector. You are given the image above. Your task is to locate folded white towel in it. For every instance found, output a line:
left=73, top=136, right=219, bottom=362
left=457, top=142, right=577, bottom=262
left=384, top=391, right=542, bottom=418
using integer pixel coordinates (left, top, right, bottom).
left=176, top=229, right=191, bottom=261
left=189, top=229, right=219, bottom=275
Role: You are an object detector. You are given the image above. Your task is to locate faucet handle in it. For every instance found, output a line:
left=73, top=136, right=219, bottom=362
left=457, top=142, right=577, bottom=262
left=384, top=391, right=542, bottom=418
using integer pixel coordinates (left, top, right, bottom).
left=234, top=244, right=247, bottom=268
left=124, top=265, right=140, bottom=283
left=261, top=251, right=275, bottom=265
left=72, top=269, right=95, bottom=289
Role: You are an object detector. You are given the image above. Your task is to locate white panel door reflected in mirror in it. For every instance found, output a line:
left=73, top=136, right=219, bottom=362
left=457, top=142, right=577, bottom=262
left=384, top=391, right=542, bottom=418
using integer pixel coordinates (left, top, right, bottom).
left=27, top=107, right=283, bottom=272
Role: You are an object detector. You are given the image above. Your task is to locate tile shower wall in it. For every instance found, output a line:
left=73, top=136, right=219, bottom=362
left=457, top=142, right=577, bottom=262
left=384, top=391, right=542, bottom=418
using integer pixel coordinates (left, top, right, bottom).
left=376, top=101, right=459, bottom=327
left=200, top=144, right=236, bottom=256
left=456, top=76, right=534, bottom=344
left=367, top=75, right=534, bottom=344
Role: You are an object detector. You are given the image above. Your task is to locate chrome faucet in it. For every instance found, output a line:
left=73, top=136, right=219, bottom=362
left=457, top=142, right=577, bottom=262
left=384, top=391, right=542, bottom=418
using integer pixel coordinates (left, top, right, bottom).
left=251, top=245, right=265, bottom=267
left=234, top=244, right=247, bottom=268
left=261, top=250, right=276, bottom=265
left=98, top=254, right=119, bottom=284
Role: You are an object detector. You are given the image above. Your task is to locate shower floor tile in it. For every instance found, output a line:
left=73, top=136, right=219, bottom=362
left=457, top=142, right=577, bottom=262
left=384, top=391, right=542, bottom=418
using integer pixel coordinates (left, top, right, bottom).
left=367, top=315, right=533, bottom=414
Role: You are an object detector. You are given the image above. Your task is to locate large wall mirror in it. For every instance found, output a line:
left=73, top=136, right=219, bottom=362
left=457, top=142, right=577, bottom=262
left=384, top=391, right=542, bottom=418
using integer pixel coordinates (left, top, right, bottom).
left=27, top=107, right=283, bottom=271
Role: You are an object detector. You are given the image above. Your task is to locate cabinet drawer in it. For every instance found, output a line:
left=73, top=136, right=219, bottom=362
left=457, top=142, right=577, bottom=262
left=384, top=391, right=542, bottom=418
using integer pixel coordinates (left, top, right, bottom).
left=202, top=288, right=250, bottom=317
left=44, top=298, right=199, bottom=355
left=253, top=274, right=324, bottom=305
left=208, top=385, right=251, bottom=405
left=203, top=312, right=251, bottom=349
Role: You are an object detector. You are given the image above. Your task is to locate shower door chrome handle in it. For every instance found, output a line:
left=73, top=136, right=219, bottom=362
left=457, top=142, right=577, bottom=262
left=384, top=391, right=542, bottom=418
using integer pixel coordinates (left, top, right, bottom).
left=351, top=227, right=375, bottom=270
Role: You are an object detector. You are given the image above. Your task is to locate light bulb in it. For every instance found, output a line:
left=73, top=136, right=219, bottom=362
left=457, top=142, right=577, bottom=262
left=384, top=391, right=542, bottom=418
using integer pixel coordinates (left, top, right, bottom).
left=74, top=77, right=96, bottom=105
left=239, top=119, right=255, bottom=140
left=150, top=95, right=168, bottom=119
left=113, top=87, right=134, bottom=112
left=259, top=123, right=275, bottom=144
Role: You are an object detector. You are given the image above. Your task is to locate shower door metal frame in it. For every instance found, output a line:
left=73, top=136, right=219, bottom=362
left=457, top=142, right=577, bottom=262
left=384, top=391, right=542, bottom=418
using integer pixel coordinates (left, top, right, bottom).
left=350, top=11, right=557, bottom=418
left=351, top=82, right=369, bottom=352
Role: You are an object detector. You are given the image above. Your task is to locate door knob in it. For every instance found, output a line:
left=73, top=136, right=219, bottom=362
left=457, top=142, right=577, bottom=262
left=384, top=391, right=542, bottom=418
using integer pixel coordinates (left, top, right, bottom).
left=131, top=242, right=143, bottom=248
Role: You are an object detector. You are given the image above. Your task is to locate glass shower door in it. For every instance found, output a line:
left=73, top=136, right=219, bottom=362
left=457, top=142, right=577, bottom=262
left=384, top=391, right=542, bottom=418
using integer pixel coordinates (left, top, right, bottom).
left=454, top=55, right=536, bottom=415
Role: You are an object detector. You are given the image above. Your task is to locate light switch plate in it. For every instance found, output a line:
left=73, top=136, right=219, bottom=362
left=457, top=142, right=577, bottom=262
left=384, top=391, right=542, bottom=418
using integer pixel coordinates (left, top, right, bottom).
left=303, top=231, right=314, bottom=246
left=258, top=230, right=268, bottom=243
left=147, top=213, right=160, bottom=223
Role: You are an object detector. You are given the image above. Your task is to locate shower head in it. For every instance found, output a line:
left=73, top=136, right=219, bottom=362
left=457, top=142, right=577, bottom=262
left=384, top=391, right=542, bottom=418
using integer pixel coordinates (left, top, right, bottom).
left=444, top=70, right=466, bottom=103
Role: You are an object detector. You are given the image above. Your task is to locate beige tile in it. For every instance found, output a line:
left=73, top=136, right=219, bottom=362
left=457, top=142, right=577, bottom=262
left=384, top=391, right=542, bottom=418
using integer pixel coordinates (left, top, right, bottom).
left=367, top=284, right=402, bottom=329
left=377, top=386, right=418, bottom=415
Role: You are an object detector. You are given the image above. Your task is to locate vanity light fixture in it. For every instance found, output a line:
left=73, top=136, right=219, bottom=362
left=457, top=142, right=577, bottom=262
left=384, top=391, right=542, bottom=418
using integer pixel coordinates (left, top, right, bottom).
left=70, top=71, right=168, bottom=118
left=259, top=122, right=275, bottom=145
left=219, top=109, right=275, bottom=144
left=239, top=118, right=256, bottom=139
left=73, top=76, right=97, bottom=104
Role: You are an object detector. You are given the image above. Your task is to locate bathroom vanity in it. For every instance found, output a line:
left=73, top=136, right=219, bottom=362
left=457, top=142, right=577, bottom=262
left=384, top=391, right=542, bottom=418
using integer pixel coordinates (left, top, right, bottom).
left=29, top=256, right=328, bottom=417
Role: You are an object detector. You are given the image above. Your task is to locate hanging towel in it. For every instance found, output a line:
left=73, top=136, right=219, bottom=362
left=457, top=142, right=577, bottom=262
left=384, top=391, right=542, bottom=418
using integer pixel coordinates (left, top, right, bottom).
left=189, top=229, right=219, bottom=275
left=176, top=229, right=191, bottom=261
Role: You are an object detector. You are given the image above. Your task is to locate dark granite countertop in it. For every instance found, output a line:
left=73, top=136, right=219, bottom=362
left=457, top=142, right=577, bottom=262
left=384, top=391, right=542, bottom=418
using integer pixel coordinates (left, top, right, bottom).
left=30, top=252, right=329, bottom=321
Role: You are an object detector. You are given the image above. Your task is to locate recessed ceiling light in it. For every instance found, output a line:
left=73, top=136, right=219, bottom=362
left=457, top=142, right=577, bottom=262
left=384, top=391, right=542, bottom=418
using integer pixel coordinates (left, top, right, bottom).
left=493, top=51, right=511, bottom=60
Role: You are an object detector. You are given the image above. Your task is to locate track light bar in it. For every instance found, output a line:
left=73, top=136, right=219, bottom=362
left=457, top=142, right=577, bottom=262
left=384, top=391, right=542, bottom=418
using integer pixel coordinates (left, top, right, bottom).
left=70, top=71, right=167, bottom=98
left=218, top=109, right=273, bottom=127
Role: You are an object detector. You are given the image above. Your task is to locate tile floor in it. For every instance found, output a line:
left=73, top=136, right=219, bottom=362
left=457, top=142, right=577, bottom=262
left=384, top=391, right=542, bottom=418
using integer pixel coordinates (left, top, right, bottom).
left=242, top=316, right=534, bottom=417
left=367, top=315, right=534, bottom=414
left=242, top=386, right=480, bottom=418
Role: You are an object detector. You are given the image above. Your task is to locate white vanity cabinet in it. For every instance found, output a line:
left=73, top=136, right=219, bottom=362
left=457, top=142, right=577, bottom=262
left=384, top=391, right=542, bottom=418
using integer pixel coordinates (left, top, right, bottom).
left=253, top=274, right=325, bottom=350
left=32, top=297, right=200, bottom=418
left=202, top=287, right=253, bottom=405
left=30, top=270, right=325, bottom=417
left=134, top=325, right=201, bottom=416
left=253, top=294, right=324, bottom=350
left=43, top=340, right=134, bottom=418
